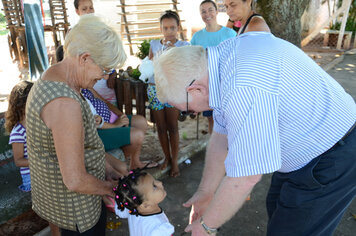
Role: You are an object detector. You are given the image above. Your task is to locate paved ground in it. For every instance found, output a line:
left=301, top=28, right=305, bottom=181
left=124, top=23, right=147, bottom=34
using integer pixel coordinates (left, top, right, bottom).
left=106, top=151, right=356, bottom=236
left=328, top=49, right=356, bottom=99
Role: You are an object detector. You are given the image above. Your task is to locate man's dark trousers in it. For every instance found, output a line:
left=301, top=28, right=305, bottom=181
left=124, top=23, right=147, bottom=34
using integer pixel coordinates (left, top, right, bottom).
left=266, top=127, right=356, bottom=236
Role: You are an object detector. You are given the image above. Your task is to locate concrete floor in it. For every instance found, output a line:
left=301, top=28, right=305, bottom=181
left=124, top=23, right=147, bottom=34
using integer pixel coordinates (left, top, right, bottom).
left=105, top=150, right=356, bottom=236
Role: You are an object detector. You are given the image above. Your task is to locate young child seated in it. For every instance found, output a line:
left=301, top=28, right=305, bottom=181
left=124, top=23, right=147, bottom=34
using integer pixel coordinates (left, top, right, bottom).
left=113, top=168, right=174, bottom=236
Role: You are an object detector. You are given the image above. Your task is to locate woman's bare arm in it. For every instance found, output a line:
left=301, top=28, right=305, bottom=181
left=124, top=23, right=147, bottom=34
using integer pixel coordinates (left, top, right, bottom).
left=90, top=88, right=123, bottom=117
left=41, top=97, right=114, bottom=196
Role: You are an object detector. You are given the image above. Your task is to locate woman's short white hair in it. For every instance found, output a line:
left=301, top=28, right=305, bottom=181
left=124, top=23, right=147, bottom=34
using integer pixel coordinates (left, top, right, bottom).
left=64, top=14, right=126, bottom=69
left=153, top=45, right=207, bottom=104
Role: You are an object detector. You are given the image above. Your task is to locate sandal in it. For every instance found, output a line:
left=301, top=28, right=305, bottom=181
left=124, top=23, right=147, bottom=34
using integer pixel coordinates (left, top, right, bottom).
left=104, top=196, right=116, bottom=213
left=143, top=161, right=159, bottom=169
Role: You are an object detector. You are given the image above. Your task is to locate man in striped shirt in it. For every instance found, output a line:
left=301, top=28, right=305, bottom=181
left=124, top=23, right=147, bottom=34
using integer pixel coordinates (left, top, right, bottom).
left=154, top=32, right=356, bottom=235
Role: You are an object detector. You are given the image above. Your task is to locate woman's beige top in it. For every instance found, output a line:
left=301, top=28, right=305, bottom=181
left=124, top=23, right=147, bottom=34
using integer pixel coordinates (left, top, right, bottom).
left=26, top=79, right=105, bottom=232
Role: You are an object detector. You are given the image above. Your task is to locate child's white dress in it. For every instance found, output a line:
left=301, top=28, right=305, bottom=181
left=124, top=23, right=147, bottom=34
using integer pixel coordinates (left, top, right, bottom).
left=115, top=207, right=174, bottom=236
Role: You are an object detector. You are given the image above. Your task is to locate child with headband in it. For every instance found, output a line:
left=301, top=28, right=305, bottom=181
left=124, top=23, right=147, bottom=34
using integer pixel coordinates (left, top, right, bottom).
left=113, top=168, right=174, bottom=236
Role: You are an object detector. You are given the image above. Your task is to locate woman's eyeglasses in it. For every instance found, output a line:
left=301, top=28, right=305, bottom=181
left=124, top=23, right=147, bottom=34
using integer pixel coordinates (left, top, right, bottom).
left=181, top=79, right=196, bottom=116
left=101, top=67, right=114, bottom=75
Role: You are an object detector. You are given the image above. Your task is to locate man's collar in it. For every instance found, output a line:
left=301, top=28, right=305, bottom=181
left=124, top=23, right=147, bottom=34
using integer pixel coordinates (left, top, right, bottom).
left=207, top=46, right=221, bottom=109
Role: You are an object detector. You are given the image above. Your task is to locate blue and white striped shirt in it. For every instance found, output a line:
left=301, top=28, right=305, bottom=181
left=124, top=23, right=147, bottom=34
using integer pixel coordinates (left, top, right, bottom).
left=9, top=123, right=30, bottom=175
left=208, top=32, right=356, bottom=177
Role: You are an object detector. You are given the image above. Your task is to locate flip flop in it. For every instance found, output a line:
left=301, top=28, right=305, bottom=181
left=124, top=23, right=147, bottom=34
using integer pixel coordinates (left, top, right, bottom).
left=143, top=161, right=159, bottom=169
left=105, top=196, right=116, bottom=213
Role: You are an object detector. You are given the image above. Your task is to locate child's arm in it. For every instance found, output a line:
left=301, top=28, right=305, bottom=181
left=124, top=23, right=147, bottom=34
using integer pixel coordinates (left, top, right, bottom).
left=90, top=88, right=124, bottom=118
left=11, top=143, right=29, bottom=167
left=148, top=47, right=154, bottom=60
left=99, top=115, right=129, bottom=129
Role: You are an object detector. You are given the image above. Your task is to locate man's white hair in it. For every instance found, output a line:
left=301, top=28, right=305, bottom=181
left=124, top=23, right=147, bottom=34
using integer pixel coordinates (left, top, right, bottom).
left=153, top=45, right=208, bottom=104
left=64, top=14, right=126, bottom=69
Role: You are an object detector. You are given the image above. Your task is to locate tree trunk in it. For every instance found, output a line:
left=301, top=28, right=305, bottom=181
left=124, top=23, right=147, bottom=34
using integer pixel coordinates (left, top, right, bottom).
left=257, top=0, right=311, bottom=47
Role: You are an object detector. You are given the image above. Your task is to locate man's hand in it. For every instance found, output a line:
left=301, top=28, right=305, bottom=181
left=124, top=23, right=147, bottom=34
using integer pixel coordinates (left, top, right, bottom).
left=183, top=190, right=213, bottom=223
left=185, top=219, right=214, bottom=236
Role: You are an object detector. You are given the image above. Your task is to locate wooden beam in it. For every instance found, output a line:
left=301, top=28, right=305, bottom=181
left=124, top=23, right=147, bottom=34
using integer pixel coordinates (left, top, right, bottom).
left=122, top=29, right=186, bottom=35
left=123, top=35, right=163, bottom=41
left=123, top=19, right=185, bottom=25
left=118, top=10, right=181, bottom=15
left=336, top=0, right=352, bottom=50
left=117, top=2, right=178, bottom=7
left=118, top=26, right=161, bottom=32
left=120, top=0, right=134, bottom=55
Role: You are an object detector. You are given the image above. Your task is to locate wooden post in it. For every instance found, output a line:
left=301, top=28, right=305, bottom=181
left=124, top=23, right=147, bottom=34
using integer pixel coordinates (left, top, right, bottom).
left=134, top=81, right=146, bottom=117
left=301, top=4, right=347, bottom=47
left=336, top=0, right=352, bottom=50
left=120, top=0, right=134, bottom=55
left=123, top=79, right=132, bottom=115
left=115, top=77, right=124, bottom=111
left=323, top=32, right=330, bottom=47
left=172, top=0, right=185, bottom=40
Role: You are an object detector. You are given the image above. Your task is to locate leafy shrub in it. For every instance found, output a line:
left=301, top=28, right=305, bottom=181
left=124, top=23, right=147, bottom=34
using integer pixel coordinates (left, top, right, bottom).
left=136, top=39, right=151, bottom=60
left=131, top=68, right=141, bottom=80
left=0, top=12, right=6, bottom=23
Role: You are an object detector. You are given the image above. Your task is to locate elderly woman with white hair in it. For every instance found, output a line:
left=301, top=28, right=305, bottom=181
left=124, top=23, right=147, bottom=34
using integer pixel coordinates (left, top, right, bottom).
left=154, top=32, right=356, bottom=235
left=26, top=15, right=127, bottom=235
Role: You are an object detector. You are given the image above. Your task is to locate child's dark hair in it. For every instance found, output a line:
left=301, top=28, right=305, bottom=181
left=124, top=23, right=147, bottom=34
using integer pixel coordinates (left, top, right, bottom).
left=56, top=45, right=64, bottom=62
left=5, top=81, right=33, bottom=133
left=74, top=0, right=92, bottom=9
left=114, top=168, right=148, bottom=216
left=159, top=10, right=180, bottom=26
left=74, top=0, right=79, bottom=9
left=200, top=0, right=217, bottom=10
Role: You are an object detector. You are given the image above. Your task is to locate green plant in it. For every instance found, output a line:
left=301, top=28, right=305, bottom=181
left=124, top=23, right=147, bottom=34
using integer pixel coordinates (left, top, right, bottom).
left=0, top=12, right=6, bottom=23
left=131, top=68, right=141, bottom=80
left=136, top=39, right=151, bottom=60
left=0, top=12, right=8, bottom=35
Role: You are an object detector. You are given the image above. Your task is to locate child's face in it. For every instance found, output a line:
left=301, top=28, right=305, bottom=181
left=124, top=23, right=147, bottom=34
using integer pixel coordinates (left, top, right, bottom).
left=76, top=0, right=95, bottom=16
left=139, top=174, right=166, bottom=205
left=160, top=18, right=178, bottom=42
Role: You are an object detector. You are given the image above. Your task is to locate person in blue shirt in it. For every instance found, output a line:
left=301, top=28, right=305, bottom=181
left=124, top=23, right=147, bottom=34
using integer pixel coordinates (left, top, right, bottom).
left=153, top=33, right=356, bottom=236
left=190, top=0, right=236, bottom=134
